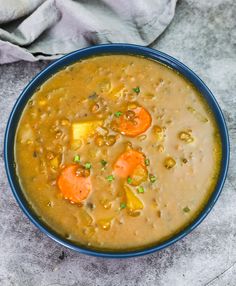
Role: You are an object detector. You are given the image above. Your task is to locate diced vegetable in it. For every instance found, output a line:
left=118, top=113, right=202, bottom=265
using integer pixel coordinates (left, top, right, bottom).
left=124, top=186, right=144, bottom=211
left=115, top=106, right=151, bottom=137
left=50, top=156, right=60, bottom=170
left=57, top=164, right=92, bottom=203
left=108, top=84, right=125, bottom=99
left=71, top=139, right=82, bottom=151
left=128, top=102, right=138, bottom=109
left=130, top=164, right=148, bottom=186
left=19, top=124, right=34, bottom=143
left=113, top=150, right=146, bottom=178
left=78, top=209, right=93, bottom=226
left=99, top=79, right=111, bottom=93
left=71, top=120, right=103, bottom=142
left=145, top=159, right=150, bottom=166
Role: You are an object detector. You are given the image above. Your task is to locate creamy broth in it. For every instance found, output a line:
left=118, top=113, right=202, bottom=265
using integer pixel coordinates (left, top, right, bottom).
left=15, top=55, right=222, bottom=251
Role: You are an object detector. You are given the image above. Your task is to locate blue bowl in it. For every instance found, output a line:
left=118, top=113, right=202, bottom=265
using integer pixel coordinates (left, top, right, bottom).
left=4, top=44, right=230, bottom=258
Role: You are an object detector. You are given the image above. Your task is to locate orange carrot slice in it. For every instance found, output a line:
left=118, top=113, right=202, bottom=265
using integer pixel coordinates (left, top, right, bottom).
left=113, top=150, right=146, bottom=178
left=57, top=164, right=91, bottom=203
left=117, top=107, right=151, bottom=137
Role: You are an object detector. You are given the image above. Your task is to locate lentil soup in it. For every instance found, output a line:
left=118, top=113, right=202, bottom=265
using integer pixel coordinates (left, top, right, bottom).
left=15, top=55, right=222, bottom=251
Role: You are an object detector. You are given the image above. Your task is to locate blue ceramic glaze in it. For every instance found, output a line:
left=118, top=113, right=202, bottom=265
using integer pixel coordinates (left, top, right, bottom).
left=4, top=44, right=230, bottom=258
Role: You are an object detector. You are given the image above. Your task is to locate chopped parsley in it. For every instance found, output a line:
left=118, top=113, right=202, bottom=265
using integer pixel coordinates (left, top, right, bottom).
left=114, top=111, right=123, bottom=118
left=137, top=186, right=144, bottom=193
left=127, top=177, right=132, bottom=184
left=145, top=158, right=150, bottom=166
left=101, top=159, right=108, bottom=167
left=133, top=86, right=140, bottom=94
left=73, top=155, right=80, bottom=163
left=107, top=175, right=115, bottom=182
left=120, top=202, right=126, bottom=209
left=149, top=174, right=156, bottom=183
left=183, top=206, right=191, bottom=213
left=84, top=162, right=92, bottom=169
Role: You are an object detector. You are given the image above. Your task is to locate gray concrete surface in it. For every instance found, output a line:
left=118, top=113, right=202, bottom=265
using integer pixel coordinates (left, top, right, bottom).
left=0, top=0, right=236, bottom=285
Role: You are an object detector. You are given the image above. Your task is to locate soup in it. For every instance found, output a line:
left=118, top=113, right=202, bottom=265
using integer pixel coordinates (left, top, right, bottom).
left=15, top=55, right=222, bottom=251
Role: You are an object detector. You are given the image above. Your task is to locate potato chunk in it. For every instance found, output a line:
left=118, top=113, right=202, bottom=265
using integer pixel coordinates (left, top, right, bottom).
left=19, top=124, right=34, bottom=143
left=130, top=165, right=148, bottom=186
left=71, top=120, right=103, bottom=142
left=108, top=84, right=125, bottom=100
left=78, top=209, right=93, bottom=226
left=124, top=186, right=144, bottom=212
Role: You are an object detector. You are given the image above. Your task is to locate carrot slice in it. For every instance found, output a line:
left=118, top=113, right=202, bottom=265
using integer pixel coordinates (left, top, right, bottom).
left=113, top=150, right=146, bottom=178
left=117, top=107, right=151, bottom=137
left=57, top=164, right=91, bottom=203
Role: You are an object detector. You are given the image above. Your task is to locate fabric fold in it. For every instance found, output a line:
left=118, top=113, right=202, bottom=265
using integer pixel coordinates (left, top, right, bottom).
left=0, top=0, right=177, bottom=64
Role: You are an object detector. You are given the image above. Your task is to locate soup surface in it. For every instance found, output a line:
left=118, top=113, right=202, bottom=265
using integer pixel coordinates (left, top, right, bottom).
left=15, top=55, right=222, bottom=251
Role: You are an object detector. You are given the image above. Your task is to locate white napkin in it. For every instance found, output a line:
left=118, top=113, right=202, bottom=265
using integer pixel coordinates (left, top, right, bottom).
left=0, top=0, right=177, bottom=64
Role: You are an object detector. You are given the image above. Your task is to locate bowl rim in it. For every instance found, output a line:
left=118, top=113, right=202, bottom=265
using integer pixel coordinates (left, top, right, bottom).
left=4, top=43, right=230, bottom=258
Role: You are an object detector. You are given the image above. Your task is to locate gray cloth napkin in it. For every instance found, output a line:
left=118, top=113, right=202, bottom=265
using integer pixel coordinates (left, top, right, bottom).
left=0, top=0, right=177, bottom=64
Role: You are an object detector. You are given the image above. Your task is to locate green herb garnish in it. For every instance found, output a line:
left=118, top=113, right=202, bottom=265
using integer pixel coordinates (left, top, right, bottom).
left=114, top=111, right=123, bottom=118
left=137, top=186, right=144, bottom=193
left=149, top=174, right=156, bottom=183
left=145, top=159, right=150, bottom=166
left=183, top=206, right=190, bottom=213
left=107, top=175, right=115, bottom=182
left=120, top=202, right=126, bottom=209
left=85, top=162, right=92, bottom=169
left=133, top=86, right=140, bottom=94
left=73, top=155, right=80, bottom=163
left=101, top=160, right=108, bottom=167
left=127, top=177, right=132, bottom=184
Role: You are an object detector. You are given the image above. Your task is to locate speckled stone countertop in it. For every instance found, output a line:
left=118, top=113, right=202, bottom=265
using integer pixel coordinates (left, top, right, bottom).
left=0, top=0, right=235, bottom=285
